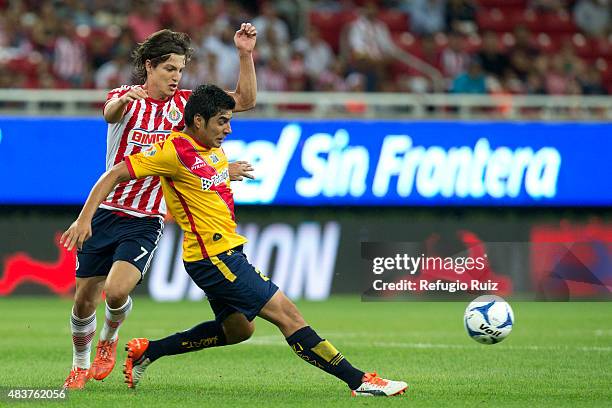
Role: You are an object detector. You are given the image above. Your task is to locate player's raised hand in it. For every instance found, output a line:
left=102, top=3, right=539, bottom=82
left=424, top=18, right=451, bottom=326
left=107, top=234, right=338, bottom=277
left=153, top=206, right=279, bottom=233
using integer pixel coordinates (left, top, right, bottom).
left=234, top=23, right=257, bottom=54
left=60, top=219, right=92, bottom=251
left=120, top=86, right=148, bottom=104
left=229, top=160, right=255, bottom=181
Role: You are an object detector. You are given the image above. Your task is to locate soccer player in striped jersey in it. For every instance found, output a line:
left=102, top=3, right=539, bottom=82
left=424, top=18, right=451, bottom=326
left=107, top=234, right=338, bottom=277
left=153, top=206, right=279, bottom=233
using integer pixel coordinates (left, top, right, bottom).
left=62, top=26, right=258, bottom=389
left=61, top=85, right=408, bottom=397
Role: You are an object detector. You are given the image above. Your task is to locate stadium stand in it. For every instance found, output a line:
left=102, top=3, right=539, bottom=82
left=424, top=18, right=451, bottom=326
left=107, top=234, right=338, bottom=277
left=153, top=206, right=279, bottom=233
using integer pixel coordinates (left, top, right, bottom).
left=0, top=0, right=610, bottom=94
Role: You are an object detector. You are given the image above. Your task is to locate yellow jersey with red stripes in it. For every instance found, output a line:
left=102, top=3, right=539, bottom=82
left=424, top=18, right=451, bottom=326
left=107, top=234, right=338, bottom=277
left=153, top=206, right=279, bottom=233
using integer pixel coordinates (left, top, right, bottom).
left=124, top=131, right=247, bottom=261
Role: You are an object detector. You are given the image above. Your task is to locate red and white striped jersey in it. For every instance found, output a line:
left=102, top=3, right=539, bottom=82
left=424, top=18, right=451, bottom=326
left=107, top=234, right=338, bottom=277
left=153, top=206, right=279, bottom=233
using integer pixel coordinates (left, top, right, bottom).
left=100, top=85, right=192, bottom=217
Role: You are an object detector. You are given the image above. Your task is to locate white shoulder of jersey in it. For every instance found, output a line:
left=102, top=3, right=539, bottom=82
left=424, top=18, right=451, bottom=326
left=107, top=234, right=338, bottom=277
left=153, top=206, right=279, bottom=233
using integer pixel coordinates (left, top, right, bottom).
left=109, top=84, right=136, bottom=94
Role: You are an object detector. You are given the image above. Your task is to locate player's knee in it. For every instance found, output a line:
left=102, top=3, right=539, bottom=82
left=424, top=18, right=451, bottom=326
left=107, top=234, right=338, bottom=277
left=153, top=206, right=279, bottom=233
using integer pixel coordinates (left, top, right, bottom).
left=235, top=324, right=255, bottom=343
left=224, top=321, right=255, bottom=344
left=103, top=283, right=130, bottom=308
left=225, top=331, right=252, bottom=344
left=73, top=293, right=97, bottom=317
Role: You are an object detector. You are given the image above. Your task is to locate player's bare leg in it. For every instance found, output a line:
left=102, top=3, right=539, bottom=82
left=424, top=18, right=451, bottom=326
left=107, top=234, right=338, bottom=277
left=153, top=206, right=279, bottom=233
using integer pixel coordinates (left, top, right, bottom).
left=89, top=261, right=139, bottom=381
left=73, top=277, right=106, bottom=318
left=64, top=276, right=105, bottom=389
left=258, top=290, right=306, bottom=336
left=259, top=291, right=407, bottom=397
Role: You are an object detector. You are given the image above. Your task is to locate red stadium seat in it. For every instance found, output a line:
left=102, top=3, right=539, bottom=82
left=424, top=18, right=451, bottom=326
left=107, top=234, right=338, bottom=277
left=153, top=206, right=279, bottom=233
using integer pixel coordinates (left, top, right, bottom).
left=340, top=10, right=359, bottom=25
left=392, top=33, right=445, bottom=77
left=309, top=10, right=340, bottom=50
left=523, top=10, right=540, bottom=32
left=523, top=10, right=576, bottom=34
left=7, top=57, right=37, bottom=78
left=540, top=12, right=577, bottom=34
left=85, top=28, right=116, bottom=51
left=572, top=34, right=612, bottom=59
left=377, top=9, right=409, bottom=33
left=393, top=32, right=422, bottom=56
left=477, top=9, right=523, bottom=32
left=390, top=60, right=415, bottom=77
left=594, top=37, right=612, bottom=59
left=535, top=33, right=560, bottom=54
left=309, top=10, right=357, bottom=52
left=580, top=54, right=600, bottom=66
left=476, top=9, right=502, bottom=31
left=353, top=0, right=383, bottom=5
left=477, top=0, right=527, bottom=8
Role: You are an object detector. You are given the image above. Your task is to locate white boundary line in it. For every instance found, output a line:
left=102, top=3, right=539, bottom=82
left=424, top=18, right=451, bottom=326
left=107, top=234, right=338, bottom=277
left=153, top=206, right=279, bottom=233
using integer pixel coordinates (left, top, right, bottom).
left=245, top=333, right=612, bottom=353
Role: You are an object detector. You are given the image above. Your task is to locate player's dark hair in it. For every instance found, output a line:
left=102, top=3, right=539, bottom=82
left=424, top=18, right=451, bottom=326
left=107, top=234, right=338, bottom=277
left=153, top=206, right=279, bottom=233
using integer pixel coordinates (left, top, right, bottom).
left=185, top=84, right=236, bottom=127
left=132, top=29, right=193, bottom=84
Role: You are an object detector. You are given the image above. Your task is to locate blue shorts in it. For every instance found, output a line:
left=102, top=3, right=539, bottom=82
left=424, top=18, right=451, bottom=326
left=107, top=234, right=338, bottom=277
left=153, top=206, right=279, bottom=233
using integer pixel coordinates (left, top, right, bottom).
left=76, top=208, right=164, bottom=280
left=184, top=247, right=279, bottom=323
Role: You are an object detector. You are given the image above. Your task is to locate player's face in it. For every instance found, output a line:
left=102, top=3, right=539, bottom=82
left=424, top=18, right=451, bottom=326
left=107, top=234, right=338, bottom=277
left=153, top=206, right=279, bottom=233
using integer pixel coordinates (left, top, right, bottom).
left=197, top=110, right=233, bottom=148
left=146, top=53, right=186, bottom=99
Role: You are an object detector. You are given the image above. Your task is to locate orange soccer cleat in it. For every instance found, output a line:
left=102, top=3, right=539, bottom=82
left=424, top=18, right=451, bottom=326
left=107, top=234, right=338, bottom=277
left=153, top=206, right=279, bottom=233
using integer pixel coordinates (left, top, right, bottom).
left=351, top=372, right=408, bottom=397
left=123, top=338, right=152, bottom=389
left=63, top=367, right=89, bottom=389
left=89, top=339, right=118, bottom=380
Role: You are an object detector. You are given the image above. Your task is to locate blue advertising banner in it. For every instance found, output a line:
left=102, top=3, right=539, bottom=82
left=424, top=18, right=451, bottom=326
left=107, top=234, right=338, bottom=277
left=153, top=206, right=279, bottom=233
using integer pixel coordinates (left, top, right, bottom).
left=0, top=118, right=610, bottom=206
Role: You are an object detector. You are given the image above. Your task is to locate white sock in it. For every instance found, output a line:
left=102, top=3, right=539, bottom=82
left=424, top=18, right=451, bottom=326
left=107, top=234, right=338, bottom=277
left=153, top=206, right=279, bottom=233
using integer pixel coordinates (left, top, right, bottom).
left=99, top=296, right=132, bottom=342
left=71, top=309, right=96, bottom=369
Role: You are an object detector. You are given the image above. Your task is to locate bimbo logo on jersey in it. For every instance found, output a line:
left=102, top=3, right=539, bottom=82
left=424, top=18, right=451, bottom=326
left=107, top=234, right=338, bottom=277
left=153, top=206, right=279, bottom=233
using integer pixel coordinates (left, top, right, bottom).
left=128, top=129, right=171, bottom=146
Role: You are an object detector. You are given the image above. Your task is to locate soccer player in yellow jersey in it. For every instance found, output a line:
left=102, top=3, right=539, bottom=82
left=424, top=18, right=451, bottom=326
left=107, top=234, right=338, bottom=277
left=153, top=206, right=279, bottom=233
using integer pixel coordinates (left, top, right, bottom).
left=61, top=85, right=407, bottom=397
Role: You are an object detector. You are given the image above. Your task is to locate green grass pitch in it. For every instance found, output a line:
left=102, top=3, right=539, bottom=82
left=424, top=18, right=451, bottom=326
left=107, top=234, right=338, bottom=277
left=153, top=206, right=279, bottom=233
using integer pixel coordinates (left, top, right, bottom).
left=0, top=297, right=610, bottom=407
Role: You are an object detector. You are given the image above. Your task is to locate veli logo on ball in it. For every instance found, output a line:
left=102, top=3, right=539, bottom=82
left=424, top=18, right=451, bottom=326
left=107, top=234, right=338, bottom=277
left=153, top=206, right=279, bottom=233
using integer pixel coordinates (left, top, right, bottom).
left=464, top=295, right=514, bottom=345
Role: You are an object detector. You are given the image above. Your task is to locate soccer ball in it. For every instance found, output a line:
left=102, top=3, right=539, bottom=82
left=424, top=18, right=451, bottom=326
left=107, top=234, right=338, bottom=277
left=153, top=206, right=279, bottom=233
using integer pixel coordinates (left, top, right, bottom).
left=464, top=295, right=514, bottom=344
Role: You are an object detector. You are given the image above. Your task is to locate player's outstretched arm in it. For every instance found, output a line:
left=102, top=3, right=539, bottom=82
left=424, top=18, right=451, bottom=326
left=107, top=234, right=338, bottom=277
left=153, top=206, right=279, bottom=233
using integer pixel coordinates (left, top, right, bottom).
left=229, top=23, right=257, bottom=112
left=60, top=163, right=132, bottom=251
left=103, top=87, right=149, bottom=123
